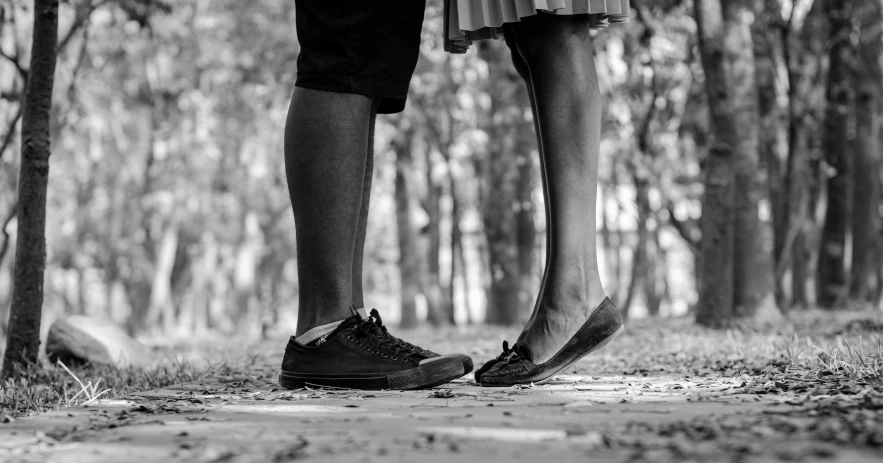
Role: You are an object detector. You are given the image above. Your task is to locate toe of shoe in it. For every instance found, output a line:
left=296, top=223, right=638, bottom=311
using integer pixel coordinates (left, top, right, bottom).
left=473, top=359, right=498, bottom=382
left=478, top=361, right=531, bottom=386
left=457, top=354, right=474, bottom=375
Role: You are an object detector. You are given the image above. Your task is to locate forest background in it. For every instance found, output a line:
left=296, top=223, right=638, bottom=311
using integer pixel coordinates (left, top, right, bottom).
left=0, top=0, right=881, bottom=351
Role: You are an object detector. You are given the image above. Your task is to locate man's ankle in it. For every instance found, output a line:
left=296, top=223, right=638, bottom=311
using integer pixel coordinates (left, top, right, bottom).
left=295, top=306, right=366, bottom=337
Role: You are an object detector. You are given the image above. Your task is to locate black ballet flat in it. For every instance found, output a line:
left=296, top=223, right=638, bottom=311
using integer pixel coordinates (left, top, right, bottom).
left=473, top=341, right=514, bottom=383
left=478, top=297, right=624, bottom=387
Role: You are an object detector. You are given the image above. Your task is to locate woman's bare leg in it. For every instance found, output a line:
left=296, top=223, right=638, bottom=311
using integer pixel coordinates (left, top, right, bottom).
left=506, top=13, right=607, bottom=364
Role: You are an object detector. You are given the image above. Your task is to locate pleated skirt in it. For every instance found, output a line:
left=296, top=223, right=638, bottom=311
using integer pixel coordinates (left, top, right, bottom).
left=444, top=0, right=631, bottom=53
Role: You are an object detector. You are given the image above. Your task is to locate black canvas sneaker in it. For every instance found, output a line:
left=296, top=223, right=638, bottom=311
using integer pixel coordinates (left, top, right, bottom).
left=279, top=308, right=470, bottom=390
left=365, top=308, right=474, bottom=375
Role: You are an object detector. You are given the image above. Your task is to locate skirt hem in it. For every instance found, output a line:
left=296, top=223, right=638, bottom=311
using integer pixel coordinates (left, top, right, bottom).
left=444, top=0, right=631, bottom=54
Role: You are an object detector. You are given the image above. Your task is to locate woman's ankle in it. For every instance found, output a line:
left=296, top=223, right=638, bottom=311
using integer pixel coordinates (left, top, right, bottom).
left=540, top=272, right=606, bottom=315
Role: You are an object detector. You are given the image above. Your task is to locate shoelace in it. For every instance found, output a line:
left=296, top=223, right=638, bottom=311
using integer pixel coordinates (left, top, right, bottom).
left=498, top=340, right=520, bottom=362
left=353, top=312, right=419, bottom=360
left=368, top=309, right=430, bottom=355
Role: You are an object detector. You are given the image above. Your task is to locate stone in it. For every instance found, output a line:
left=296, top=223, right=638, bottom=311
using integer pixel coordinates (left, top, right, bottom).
left=46, top=315, right=151, bottom=368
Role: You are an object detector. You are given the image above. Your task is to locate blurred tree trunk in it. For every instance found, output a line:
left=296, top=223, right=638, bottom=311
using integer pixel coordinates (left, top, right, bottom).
left=782, top=0, right=825, bottom=308
left=191, top=232, right=216, bottom=334
left=482, top=139, right=524, bottom=325
left=606, top=183, right=624, bottom=305
left=478, top=41, right=534, bottom=325
left=515, top=122, right=536, bottom=320
left=817, top=0, right=857, bottom=308
left=234, top=212, right=261, bottom=331
left=646, top=226, right=666, bottom=316
left=411, top=53, right=462, bottom=325
left=423, top=149, right=449, bottom=326
left=103, top=179, right=123, bottom=319
left=598, top=185, right=618, bottom=302
left=394, top=131, right=421, bottom=329
left=727, top=0, right=777, bottom=319
left=2, top=0, right=58, bottom=378
left=125, top=106, right=159, bottom=334
left=850, top=79, right=881, bottom=301
left=443, top=142, right=466, bottom=325
left=876, top=241, right=883, bottom=305
left=145, top=219, right=179, bottom=333
left=784, top=67, right=812, bottom=309
left=850, top=0, right=883, bottom=301
left=0, top=204, right=18, bottom=272
left=753, top=0, right=787, bottom=305
left=694, top=0, right=769, bottom=326
left=0, top=206, right=15, bottom=336
left=694, top=0, right=779, bottom=325
left=623, top=174, right=649, bottom=315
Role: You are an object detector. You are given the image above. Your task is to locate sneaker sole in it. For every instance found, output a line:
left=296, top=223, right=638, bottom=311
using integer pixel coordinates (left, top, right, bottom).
left=279, top=357, right=465, bottom=391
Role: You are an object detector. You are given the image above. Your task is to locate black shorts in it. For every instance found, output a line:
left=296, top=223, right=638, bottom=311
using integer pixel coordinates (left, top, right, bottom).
left=294, top=1, right=427, bottom=114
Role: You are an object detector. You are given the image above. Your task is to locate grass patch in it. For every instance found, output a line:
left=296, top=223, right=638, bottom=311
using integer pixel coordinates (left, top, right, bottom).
left=585, top=310, right=883, bottom=380
left=811, top=338, right=883, bottom=380
left=1, top=358, right=213, bottom=421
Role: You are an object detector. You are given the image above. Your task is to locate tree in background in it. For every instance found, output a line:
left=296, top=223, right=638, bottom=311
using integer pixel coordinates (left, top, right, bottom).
left=392, top=122, right=423, bottom=328
left=476, top=40, right=536, bottom=325
left=848, top=0, right=882, bottom=304
left=693, top=0, right=778, bottom=326
left=2, top=0, right=58, bottom=377
left=777, top=0, right=826, bottom=309
left=727, top=0, right=777, bottom=321
left=753, top=0, right=787, bottom=306
left=817, top=0, right=858, bottom=309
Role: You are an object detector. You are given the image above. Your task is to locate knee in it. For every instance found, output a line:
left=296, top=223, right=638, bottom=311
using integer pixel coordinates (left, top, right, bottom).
left=513, top=15, right=592, bottom=64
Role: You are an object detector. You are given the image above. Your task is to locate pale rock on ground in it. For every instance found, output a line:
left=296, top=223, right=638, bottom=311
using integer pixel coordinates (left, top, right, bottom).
left=45, top=316, right=152, bottom=368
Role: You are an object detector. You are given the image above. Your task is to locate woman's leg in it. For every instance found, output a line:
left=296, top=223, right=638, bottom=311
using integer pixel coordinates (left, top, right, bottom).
left=507, top=13, right=607, bottom=365
left=472, top=28, right=554, bottom=381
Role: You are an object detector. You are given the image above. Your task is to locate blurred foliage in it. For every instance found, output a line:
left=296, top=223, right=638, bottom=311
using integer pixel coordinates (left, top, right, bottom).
left=0, top=0, right=880, bottom=342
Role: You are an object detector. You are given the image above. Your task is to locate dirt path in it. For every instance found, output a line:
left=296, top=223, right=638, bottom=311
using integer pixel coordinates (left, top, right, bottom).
left=5, top=317, right=883, bottom=462
left=3, top=372, right=879, bottom=463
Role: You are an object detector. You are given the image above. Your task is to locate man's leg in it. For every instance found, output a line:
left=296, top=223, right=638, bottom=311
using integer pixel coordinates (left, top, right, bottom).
left=280, top=0, right=468, bottom=391
left=284, top=87, right=376, bottom=336
left=351, top=99, right=381, bottom=310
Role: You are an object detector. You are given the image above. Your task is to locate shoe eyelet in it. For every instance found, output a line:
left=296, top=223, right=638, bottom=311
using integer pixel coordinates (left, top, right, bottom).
left=347, top=335, right=354, bottom=341
left=373, top=350, right=379, bottom=354
left=382, top=353, right=388, bottom=358
left=402, top=358, right=409, bottom=362
left=356, top=341, right=362, bottom=346
left=391, top=356, right=398, bottom=361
